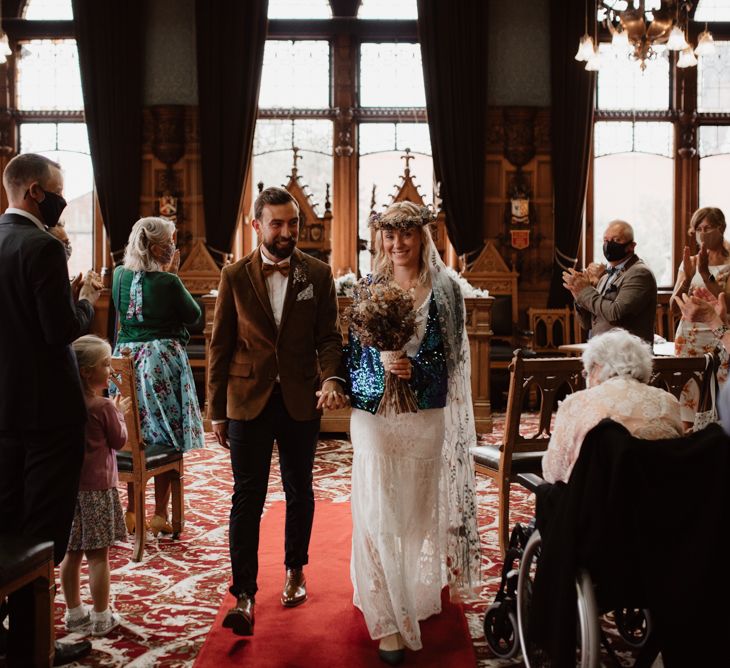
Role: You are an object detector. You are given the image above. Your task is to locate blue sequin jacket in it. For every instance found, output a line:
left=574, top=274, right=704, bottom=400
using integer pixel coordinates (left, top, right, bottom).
left=346, top=295, right=448, bottom=413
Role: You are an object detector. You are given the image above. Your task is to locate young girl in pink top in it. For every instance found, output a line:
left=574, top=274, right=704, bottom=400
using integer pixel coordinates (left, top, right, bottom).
left=60, top=335, right=130, bottom=636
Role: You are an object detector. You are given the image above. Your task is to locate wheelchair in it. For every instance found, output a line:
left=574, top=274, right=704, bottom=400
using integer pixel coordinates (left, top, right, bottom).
left=484, top=474, right=655, bottom=667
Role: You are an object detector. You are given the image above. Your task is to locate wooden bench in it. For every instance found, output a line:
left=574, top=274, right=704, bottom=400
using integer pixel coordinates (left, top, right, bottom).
left=0, top=536, right=54, bottom=666
left=471, top=350, right=585, bottom=556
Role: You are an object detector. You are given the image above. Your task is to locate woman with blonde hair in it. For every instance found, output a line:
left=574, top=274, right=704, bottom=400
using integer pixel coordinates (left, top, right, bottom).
left=346, top=201, right=480, bottom=664
left=672, top=207, right=730, bottom=427
left=110, top=217, right=204, bottom=536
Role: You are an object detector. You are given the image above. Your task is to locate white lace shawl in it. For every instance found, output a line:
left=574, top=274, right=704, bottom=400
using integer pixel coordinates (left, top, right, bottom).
left=429, top=243, right=482, bottom=599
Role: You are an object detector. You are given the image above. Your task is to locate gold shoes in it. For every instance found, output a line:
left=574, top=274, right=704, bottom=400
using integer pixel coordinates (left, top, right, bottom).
left=124, top=512, right=136, bottom=535
left=148, top=514, right=174, bottom=536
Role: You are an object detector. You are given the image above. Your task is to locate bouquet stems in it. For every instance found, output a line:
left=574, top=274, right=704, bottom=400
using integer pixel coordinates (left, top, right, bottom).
left=377, top=350, right=418, bottom=417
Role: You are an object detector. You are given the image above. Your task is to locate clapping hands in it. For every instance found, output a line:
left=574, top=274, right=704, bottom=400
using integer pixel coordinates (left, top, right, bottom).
left=78, top=270, right=103, bottom=305
left=677, top=288, right=728, bottom=329
left=562, top=268, right=592, bottom=297
left=112, top=393, right=132, bottom=415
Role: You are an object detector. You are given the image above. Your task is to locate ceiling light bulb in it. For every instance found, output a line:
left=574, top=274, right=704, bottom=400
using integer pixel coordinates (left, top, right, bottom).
left=694, top=30, right=716, bottom=57
left=575, top=34, right=595, bottom=62
left=677, top=46, right=698, bottom=68
left=585, top=49, right=601, bottom=71
left=667, top=26, right=689, bottom=51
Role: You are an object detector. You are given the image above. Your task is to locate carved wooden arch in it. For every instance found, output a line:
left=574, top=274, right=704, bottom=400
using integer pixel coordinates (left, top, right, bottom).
left=368, top=149, right=448, bottom=258
left=258, top=149, right=333, bottom=263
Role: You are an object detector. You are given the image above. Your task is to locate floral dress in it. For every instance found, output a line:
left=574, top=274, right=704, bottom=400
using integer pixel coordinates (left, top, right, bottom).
left=674, top=263, right=730, bottom=423
left=110, top=270, right=204, bottom=453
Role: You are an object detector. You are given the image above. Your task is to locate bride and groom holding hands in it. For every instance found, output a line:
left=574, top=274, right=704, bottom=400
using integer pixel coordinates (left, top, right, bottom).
left=208, top=186, right=480, bottom=665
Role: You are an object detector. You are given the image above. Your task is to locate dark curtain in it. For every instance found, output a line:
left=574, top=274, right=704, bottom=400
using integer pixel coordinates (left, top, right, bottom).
left=417, top=0, right=487, bottom=256
left=72, top=0, right=145, bottom=263
left=196, top=0, right=268, bottom=264
left=547, top=0, right=596, bottom=307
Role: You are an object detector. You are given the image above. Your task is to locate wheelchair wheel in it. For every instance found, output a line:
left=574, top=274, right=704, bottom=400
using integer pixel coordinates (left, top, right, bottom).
left=615, top=608, right=652, bottom=648
left=575, top=569, right=601, bottom=668
left=484, top=601, right=519, bottom=659
left=517, top=530, right=601, bottom=668
left=517, top=530, right=542, bottom=667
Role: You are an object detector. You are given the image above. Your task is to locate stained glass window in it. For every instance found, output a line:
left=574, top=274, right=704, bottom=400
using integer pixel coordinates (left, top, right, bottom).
left=695, top=0, right=730, bottom=22
left=16, top=40, right=83, bottom=111
left=23, top=0, right=73, bottom=20
left=594, top=121, right=673, bottom=158
left=258, top=41, right=330, bottom=109
left=268, top=0, right=331, bottom=19
left=698, top=41, right=730, bottom=113
left=358, top=0, right=417, bottom=19
left=360, top=43, right=425, bottom=107
left=593, top=122, right=674, bottom=286
left=358, top=123, right=432, bottom=273
left=699, top=126, right=730, bottom=234
left=252, top=119, right=333, bottom=215
left=19, top=123, right=94, bottom=277
left=596, top=43, right=669, bottom=110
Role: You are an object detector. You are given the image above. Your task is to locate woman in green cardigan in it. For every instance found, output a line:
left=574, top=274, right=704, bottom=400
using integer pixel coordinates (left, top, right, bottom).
left=111, top=217, right=204, bottom=536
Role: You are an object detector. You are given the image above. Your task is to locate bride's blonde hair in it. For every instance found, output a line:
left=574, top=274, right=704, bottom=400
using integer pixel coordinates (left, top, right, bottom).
left=371, top=201, right=434, bottom=285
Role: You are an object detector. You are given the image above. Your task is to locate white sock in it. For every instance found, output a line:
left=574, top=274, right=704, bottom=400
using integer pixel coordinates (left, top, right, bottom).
left=91, top=608, right=111, bottom=622
left=67, top=604, right=87, bottom=620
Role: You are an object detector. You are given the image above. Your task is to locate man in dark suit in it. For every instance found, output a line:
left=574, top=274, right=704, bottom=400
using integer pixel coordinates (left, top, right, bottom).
left=563, top=220, right=657, bottom=345
left=208, top=186, right=347, bottom=636
left=0, top=153, right=101, bottom=665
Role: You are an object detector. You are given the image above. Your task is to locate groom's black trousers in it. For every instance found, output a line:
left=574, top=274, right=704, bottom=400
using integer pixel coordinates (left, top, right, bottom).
left=228, top=385, right=320, bottom=598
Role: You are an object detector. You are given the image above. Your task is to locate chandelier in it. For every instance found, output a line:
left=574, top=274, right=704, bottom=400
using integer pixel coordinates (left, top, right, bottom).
left=575, top=1, right=716, bottom=71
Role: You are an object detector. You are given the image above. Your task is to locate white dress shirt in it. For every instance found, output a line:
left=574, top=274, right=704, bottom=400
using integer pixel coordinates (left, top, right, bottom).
left=260, top=247, right=290, bottom=328
left=6, top=207, right=46, bottom=232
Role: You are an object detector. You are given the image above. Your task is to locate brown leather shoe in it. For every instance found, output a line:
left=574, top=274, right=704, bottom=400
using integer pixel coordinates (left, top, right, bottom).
left=281, top=568, right=307, bottom=607
left=222, top=593, right=255, bottom=636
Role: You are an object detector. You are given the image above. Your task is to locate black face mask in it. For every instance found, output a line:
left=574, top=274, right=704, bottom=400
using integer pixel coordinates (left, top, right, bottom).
left=38, top=190, right=68, bottom=228
left=603, top=240, right=631, bottom=263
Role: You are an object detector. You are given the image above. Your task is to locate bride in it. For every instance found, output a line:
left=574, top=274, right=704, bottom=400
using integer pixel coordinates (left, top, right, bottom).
left=346, top=201, right=481, bottom=665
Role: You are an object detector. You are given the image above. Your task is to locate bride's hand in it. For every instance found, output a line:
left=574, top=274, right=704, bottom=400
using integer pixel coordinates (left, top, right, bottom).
left=386, top=357, right=412, bottom=380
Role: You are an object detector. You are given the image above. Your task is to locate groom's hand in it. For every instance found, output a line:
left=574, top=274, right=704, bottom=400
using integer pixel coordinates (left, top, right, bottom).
left=316, top=379, right=349, bottom=411
left=212, top=420, right=229, bottom=449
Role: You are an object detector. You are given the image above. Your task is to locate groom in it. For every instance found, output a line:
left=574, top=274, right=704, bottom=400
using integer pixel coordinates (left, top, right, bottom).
left=208, top=186, right=347, bottom=636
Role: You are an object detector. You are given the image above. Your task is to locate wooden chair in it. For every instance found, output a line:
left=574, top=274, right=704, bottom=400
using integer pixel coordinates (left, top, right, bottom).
left=650, top=353, right=716, bottom=413
left=526, top=306, right=583, bottom=354
left=471, top=350, right=585, bottom=556
left=111, top=352, right=184, bottom=562
left=0, top=536, right=54, bottom=666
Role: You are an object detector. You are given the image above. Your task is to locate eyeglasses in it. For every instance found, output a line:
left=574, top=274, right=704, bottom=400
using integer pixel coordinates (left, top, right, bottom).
left=696, top=225, right=719, bottom=233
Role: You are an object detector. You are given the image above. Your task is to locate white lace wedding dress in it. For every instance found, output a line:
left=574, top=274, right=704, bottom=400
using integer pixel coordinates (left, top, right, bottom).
left=350, top=294, right=447, bottom=650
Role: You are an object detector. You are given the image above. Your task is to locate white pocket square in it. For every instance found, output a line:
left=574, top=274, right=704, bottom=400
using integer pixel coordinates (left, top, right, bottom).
left=296, top=283, right=314, bottom=301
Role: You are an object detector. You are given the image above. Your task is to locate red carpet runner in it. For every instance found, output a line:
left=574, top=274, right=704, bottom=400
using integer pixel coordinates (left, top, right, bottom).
left=194, top=500, right=476, bottom=667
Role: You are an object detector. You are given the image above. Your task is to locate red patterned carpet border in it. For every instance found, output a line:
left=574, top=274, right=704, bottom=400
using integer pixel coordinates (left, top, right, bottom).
left=52, top=414, right=539, bottom=667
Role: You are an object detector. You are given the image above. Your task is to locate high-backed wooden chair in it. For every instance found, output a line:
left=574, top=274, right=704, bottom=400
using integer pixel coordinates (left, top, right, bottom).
left=650, top=353, right=716, bottom=413
left=471, top=350, right=585, bottom=556
left=527, top=306, right=583, bottom=354
left=111, top=352, right=184, bottom=562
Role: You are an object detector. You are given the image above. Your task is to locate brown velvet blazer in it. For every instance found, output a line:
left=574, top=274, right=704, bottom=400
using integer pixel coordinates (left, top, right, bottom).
left=207, top=247, right=345, bottom=422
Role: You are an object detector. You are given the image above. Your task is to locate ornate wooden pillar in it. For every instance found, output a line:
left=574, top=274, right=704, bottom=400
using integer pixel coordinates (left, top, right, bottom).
left=0, top=54, right=17, bottom=212
left=675, top=65, right=699, bottom=267
left=331, top=32, right=358, bottom=276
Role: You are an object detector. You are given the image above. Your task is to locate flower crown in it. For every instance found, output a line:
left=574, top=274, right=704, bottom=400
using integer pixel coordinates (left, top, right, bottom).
left=368, top=205, right=437, bottom=231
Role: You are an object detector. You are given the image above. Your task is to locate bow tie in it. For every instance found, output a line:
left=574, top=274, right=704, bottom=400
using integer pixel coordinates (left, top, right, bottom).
left=263, top=262, right=290, bottom=277
left=606, top=266, right=620, bottom=276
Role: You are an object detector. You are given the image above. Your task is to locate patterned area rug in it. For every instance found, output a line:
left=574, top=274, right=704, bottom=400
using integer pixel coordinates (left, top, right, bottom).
left=53, top=415, right=537, bottom=667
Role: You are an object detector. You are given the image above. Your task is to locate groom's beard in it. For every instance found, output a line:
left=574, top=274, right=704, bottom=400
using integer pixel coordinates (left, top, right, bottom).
left=264, top=237, right=296, bottom=259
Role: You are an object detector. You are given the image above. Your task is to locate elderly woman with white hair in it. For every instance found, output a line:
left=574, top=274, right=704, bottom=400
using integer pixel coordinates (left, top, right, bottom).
left=111, top=217, right=204, bottom=536
left=542, top=329, right=683, bottom=484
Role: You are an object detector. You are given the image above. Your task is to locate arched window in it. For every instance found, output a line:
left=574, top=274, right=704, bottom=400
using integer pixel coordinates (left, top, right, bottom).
left=9, top=0, right=96, bottom=277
